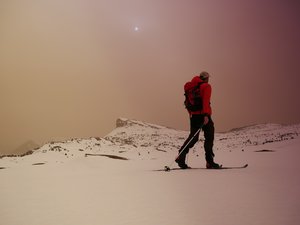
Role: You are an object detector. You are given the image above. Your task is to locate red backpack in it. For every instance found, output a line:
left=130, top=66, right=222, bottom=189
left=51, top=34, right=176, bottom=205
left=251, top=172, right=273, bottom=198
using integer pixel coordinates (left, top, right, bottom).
left=184, top=80, right=203, bottom=112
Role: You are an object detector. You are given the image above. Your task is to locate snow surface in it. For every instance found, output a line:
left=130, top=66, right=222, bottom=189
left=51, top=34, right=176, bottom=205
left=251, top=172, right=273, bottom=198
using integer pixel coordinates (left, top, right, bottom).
left=1, top=118, right=300, bottom=225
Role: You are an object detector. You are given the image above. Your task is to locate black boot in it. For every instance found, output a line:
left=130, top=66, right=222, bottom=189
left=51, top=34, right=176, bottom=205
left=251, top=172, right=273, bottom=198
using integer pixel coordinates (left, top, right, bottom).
left=205, top=152, right=220, bottom=169
left=206, top=161, right=221, bottom=169
left=175, top=154, right=190, bottom=169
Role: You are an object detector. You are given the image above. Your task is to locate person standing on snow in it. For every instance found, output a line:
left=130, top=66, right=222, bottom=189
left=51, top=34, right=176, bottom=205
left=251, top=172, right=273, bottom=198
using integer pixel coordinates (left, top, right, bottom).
left=175, top=71, right=221, bottom=169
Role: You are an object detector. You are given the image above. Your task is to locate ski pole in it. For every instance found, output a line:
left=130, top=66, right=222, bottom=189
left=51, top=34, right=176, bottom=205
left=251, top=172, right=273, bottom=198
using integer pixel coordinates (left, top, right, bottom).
left=164, top=125, right=202, bottom=171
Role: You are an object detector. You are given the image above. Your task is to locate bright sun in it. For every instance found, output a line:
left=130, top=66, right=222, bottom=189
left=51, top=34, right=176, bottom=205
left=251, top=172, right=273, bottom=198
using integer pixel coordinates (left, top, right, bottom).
left=134, top=26, right=139, bottom=31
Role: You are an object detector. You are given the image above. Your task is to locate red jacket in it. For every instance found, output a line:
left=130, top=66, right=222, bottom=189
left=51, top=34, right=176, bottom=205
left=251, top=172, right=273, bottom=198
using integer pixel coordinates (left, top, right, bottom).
left=188, top=76, right=212, bottom=116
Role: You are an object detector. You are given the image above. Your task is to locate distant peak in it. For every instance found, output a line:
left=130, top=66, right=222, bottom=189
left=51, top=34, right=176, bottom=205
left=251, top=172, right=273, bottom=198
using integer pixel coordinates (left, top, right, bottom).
left=229, top=123, right=283, bottom=132
left=116, top=118, right=165, bottom=129
left=116, top=118, right=130, bottom=128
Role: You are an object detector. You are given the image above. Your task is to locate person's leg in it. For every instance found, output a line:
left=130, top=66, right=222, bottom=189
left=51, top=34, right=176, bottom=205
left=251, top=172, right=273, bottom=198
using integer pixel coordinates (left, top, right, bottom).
left=202, top=116, right=215, bottom=163
left=176, top=115, right=202, bottom=168
left=202, top=117, right=220, bottom=168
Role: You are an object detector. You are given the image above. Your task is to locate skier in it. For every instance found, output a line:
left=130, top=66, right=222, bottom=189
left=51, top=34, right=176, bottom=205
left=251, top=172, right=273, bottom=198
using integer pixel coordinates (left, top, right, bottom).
left=176, top=71, right=221, bottom=169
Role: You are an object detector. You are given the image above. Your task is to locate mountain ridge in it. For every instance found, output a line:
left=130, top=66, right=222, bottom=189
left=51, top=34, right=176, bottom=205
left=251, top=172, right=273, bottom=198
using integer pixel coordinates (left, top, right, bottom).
left=0, top=118, right=299, bottom=167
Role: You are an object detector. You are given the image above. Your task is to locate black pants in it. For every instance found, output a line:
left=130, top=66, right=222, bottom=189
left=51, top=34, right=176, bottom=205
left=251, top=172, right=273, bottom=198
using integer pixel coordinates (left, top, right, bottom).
left=178, top=114, right=215, bottom=164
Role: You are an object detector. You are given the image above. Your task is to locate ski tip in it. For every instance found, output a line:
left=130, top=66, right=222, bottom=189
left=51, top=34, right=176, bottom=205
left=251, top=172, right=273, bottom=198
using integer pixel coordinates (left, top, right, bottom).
left=164, top=166, right=171, bottom=172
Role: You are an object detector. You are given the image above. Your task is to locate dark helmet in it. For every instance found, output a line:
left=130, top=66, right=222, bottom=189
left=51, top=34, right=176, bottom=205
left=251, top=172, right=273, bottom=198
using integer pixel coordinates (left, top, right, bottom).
left=200, top=71, right=210, bottom=80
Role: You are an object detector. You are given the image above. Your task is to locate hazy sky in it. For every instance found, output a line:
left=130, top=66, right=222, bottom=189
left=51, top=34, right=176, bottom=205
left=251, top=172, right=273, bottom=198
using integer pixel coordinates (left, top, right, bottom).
left=1, top=0, right=300, bottom=155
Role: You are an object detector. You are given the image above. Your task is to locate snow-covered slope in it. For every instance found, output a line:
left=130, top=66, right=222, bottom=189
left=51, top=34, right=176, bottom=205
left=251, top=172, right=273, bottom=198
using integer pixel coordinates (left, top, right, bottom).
left=1, top=118, right=300, bottom=225
left=1, top=118, right=299, bottom=168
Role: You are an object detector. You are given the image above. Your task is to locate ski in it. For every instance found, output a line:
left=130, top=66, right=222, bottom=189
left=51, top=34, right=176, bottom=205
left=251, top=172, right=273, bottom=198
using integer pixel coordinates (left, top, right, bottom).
left=217, top=164, right=248, bottom=169
left=155, top=164, right=248, bottom=172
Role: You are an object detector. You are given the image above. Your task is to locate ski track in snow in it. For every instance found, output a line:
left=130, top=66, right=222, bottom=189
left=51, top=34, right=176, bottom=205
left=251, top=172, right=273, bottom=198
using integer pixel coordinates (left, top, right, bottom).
left=1, top=118, right=300, bottom=225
